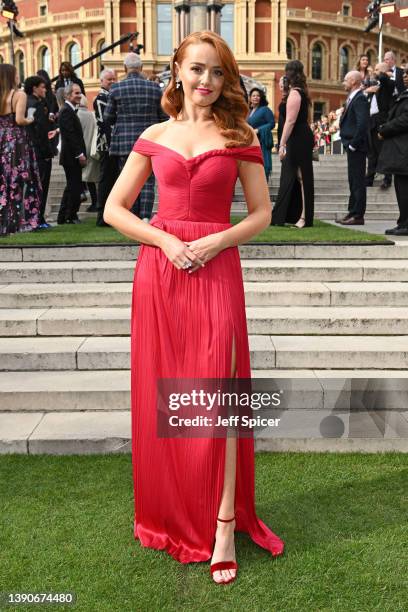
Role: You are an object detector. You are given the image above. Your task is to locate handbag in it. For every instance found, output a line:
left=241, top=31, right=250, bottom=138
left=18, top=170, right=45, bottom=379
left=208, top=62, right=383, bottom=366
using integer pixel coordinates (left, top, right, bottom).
left=312, top=148, right=319, bottom=162
left=89, top=116, right=101, bottom=161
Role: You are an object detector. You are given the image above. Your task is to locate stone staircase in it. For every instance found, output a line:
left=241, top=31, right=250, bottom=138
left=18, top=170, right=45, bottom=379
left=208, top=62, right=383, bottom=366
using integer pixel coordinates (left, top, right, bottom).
left=1, top=242, right=408, bottom=454
left=45, top=154, right=399, bottom=222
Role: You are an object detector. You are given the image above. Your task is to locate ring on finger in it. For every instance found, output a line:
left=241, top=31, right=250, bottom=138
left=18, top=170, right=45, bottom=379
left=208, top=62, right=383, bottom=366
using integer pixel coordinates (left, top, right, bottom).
left=182, top=260, right=192, bottom=269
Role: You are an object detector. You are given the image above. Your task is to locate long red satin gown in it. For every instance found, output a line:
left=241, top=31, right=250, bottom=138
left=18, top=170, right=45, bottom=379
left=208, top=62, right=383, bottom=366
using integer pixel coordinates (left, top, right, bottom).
left=130, top=137, right=285, bottom=563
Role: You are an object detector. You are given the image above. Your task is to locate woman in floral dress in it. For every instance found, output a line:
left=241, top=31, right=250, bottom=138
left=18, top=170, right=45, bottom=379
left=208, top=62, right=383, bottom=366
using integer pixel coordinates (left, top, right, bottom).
left=0, top=63, right=42, bottom=236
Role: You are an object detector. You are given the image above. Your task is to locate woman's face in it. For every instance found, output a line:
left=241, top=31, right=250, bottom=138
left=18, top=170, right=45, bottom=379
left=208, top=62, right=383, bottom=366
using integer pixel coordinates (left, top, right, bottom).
left=175, top=42, right=225, bottom=109
left=279, top=77, right=284, bottom=92
left=360, top=56, right=369, bottom=69
left=250, top=90, right=261, bottom=106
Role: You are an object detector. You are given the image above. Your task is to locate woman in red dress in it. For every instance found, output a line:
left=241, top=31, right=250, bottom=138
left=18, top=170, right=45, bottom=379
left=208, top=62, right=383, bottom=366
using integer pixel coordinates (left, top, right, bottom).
left=104, top=31, right=284, bottom=585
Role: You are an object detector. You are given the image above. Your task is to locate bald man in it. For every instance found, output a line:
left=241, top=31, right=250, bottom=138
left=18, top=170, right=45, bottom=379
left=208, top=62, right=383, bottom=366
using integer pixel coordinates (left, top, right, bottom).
left=337, top=71, right=370, bottom=225
left=383, top=51, right=404, bottom=99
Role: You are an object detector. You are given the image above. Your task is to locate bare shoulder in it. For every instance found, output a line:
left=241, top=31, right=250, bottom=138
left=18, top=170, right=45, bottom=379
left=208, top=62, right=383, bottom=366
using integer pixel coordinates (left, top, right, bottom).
left=289, top=88, right=302, bottom=100
left=139, top=120, right=172, bottom=142
left=248, top=126, right=260, bottom=147
left=14, top=89, right=27, bottom=100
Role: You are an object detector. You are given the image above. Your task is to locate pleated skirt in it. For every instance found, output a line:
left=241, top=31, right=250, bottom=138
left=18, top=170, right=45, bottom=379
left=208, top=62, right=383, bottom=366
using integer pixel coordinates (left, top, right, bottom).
left=130, top=214, right=285, bottom=563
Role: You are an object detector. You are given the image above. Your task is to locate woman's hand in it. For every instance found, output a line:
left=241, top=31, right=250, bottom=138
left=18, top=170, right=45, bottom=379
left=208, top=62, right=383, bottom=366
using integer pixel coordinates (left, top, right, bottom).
left=160, top=233, right=205, bottom=271
left=183, top=233, right=225, bottom=273
left=279, top=145, right=287, bottom=161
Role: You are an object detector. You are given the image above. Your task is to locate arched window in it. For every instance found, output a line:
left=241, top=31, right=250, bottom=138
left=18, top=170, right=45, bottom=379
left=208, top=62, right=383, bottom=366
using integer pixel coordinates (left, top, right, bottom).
left=286, top=39, right=295, bottom=60
left=67, top=42, right=81, bottom=76
left=39, top=46, right=51, bottom=74
left=339, top=47, right=349, bottom=80
left=96, top=39, right=106, bottom=73
left=311, top=43, right=323, bottom=80
left=220, top=3, right=234, bottom=50
left=15, top=50, right=25, bottom=84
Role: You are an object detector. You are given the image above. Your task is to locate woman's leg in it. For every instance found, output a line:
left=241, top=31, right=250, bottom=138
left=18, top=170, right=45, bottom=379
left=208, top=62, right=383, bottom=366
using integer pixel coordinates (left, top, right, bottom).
left=211, top=336, right=237, bottom=583
left=294, top=167, right=306, bottom=228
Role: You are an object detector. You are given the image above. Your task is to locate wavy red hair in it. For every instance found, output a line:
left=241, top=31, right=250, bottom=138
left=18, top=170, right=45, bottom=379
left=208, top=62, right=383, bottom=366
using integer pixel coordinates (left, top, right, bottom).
left=161, top=31, right=253, bottom=148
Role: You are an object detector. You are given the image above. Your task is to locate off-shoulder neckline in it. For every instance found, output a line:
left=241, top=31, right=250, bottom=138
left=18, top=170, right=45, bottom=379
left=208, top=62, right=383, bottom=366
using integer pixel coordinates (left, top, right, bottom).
left=136, top=137, right=261, bottom=163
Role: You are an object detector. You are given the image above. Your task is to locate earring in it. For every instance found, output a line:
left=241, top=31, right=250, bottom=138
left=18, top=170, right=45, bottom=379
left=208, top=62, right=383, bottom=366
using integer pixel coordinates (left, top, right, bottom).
left=175, top=78, right=181, bottom=89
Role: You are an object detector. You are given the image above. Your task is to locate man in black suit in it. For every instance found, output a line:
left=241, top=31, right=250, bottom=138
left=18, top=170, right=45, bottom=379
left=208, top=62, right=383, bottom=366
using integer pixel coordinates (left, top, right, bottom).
left=25, top=75, right=56, bottom=229
left=365, top=62, right=395, bottom=189
left=57, top=83, right=87, bottom=224
left=337, top=71, right=369, bottom=225
left=384, top=51, right=405, bottom=101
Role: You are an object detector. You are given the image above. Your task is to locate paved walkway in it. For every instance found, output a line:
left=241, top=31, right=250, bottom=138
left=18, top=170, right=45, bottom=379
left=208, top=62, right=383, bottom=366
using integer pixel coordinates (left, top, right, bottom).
left=326, top=220, right=408, bottom=240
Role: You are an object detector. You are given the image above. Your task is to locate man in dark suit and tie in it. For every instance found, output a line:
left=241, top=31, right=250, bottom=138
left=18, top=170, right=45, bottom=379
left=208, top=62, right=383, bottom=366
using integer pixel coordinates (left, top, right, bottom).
left=337, top=71, right=369, bottom=225
left=57, top=83, right=87, bottom=224
left=365, top=62, right=395, bottom=189
left=384, top=51, right=405, bottom=101
left=104, top=53, right=168, bottom=222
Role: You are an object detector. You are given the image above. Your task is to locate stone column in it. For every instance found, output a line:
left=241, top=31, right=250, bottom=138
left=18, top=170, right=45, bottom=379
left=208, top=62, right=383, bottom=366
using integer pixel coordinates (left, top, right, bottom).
left=26, top=37, right=33, bottom=75
left=300, top=30, right=308, bottom=72
left=82, top=30, right=91, bottom=79
left=144, top=0, right=156, bottom=61
left=104, top=1, right=113, bottom=48
left=112, top=0, right=121, bottom=44
left=234, top=0, right=247, bottom=56
left=279, top=0, right=287, bottom=57
left=135, top=0, right=144, bottom=49
left=330, top=35, right=338, bottom=82
left=207, top=0, right=223, bottom=32
left=248, top=0, right=255, bottom=54
left=175, top=1, right=190, bottom=43
left=189, top=0, right=208, bottom=31
left=271, top=0, right=279, bottom=54
left=52, top=33, right=60, bottom=76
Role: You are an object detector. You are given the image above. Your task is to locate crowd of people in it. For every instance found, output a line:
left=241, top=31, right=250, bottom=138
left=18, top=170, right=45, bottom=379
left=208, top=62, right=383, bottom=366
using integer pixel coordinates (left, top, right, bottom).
left=333, top=51, right=408, bottom=233
left=0, top=46, right=408, bottom=237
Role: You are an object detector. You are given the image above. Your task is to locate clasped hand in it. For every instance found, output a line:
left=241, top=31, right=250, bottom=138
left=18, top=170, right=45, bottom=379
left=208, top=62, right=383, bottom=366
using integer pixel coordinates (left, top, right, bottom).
left=161, top=233, right=224, bottom=273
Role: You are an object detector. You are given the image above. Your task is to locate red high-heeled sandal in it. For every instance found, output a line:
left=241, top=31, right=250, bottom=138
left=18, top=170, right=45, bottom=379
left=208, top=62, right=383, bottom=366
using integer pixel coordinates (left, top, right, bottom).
left=210, top=516, right=238, bottom=585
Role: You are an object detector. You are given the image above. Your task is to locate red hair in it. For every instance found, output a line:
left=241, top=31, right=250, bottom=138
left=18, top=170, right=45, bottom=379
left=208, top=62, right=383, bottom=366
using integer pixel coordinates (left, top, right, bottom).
left=161, top=31, right=253, bottom=148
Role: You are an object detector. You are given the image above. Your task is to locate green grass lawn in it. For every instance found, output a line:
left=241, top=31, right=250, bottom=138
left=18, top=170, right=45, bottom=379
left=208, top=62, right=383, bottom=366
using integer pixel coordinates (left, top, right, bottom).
left=1, top=452, right=407, bottom=612
left=0, top=218, right=390, bottom=246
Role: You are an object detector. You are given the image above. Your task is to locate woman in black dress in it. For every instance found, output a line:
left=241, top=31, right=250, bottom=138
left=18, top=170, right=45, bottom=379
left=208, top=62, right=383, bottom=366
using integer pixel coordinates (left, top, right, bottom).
left=277, top=76, right=289, bottom=148
left=272, top=61, right=314, bottom=228
left=54, top=62, right=85, bottom=95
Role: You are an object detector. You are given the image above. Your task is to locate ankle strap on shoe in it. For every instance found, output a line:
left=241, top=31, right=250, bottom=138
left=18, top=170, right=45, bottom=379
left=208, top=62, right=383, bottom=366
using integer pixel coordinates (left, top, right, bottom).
left=217, top=516, right=235, bottom=522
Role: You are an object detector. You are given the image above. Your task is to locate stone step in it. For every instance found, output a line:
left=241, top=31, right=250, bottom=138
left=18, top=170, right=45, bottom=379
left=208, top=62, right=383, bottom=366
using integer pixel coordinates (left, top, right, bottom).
left=3, top=259, right=408, bottom=284
left=1, top=369, right=408, bottom=414
left=0, top=335, right=272, bottom=371
left=2, top=334, right=408, bottom=371
left=3, top=306, right=408, bottom=337
left=2, top=243, right=404, bottom=264
left=3, top=407, right=407, bottom=454
left=4, top=281, right=408, bottom=308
